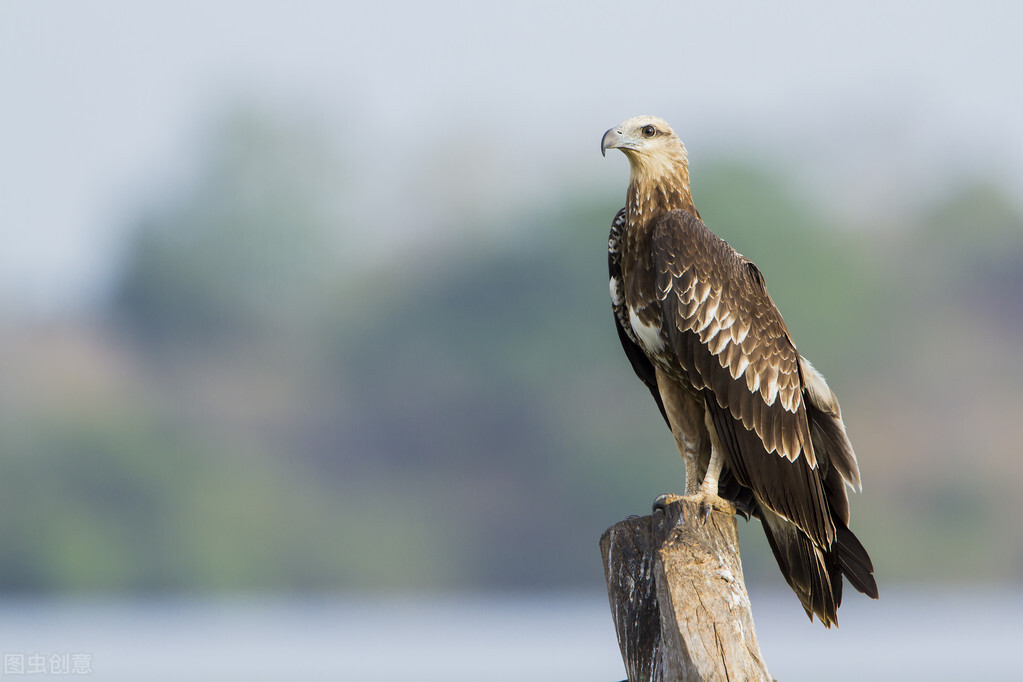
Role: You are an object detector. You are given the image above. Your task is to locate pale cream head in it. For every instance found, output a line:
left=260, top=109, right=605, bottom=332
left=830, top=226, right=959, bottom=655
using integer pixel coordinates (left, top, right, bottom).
left=601, top=115, right=695, bottom=217
left=601, top=115, right=689, bottom=183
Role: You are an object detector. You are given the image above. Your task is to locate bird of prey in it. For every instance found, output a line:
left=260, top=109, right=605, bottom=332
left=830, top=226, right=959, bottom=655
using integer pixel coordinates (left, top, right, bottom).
left=601, top=115, right=877, bottom=626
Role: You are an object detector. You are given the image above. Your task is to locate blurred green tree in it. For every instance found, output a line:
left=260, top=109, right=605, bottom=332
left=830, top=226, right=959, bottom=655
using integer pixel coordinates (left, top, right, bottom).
left=112, top=107, right=349, bottom=346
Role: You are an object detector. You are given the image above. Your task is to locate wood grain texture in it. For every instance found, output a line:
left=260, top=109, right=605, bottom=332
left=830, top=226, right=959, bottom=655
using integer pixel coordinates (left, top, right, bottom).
left=601, top=498, right=773, bottom=682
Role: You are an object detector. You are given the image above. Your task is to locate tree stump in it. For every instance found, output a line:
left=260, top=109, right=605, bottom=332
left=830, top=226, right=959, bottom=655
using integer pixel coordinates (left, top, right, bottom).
left=600, top=497, right=773, bottom=682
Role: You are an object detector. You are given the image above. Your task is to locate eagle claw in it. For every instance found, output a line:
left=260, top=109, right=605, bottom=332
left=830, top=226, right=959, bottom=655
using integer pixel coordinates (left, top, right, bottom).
left=652, top=493, right=684, bottom=514
left=701, top=501, right=713, bottom=523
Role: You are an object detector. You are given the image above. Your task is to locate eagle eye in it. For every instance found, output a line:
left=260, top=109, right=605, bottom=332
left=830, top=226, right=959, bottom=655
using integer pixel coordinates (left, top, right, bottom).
left=641, top=125, right=657, bottom=138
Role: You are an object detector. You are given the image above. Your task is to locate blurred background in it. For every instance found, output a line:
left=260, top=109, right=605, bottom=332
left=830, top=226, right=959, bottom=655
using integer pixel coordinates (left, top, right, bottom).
left=2, top=1, right=1022, bottom=680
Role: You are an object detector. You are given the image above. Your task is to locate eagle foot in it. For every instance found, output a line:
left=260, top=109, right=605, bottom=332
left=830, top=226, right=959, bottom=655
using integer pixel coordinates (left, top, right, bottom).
left=652, top=493, right=685, bottom=514
left=684, top=490, right=736, bottom=523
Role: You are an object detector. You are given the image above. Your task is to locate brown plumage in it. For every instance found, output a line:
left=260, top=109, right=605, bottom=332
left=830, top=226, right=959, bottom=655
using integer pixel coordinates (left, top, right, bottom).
left=602, top=115, right=877, bottom=626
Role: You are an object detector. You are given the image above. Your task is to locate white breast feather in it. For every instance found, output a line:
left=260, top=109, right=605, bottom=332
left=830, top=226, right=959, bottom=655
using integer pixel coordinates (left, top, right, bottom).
left=629, top=308, right=665, bottom=353
left=609, top=276, right=624, bottom=306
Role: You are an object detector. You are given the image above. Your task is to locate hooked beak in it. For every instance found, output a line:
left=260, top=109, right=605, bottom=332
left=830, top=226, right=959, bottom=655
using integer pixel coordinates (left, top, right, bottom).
left=601, top=127, right=623, bottom=157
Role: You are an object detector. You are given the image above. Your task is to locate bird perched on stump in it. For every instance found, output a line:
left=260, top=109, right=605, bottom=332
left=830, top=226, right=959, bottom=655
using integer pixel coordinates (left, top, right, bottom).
left=601, top=115, right=878, bottom=626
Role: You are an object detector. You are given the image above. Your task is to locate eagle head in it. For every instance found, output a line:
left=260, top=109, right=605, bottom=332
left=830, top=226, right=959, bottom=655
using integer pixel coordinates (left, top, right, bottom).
left=601, top=115, right=687, bottom=157
left=602, top=115, right=692, bottom=201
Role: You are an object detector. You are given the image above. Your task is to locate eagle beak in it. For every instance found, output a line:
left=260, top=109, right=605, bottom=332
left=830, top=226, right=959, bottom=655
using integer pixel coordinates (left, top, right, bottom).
left=601, top=127, right=623, bottom=157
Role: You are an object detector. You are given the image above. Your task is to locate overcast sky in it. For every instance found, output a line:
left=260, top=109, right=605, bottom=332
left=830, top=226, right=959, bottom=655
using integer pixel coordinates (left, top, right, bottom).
left=2, top=1, right=1021, bottom=314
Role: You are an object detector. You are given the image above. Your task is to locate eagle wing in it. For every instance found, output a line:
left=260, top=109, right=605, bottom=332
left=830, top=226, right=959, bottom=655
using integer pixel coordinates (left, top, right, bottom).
left=651, top=209, right=835, bottom=547
left=609, top=208, right=669, bottom=425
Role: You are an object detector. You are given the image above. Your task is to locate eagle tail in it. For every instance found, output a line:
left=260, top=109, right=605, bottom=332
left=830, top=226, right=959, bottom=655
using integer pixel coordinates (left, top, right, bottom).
left=836, top=521, right=879, bottom=599
left=759, top=507, right=839, bottom=627
left=759, top=507, right=877, bottom=627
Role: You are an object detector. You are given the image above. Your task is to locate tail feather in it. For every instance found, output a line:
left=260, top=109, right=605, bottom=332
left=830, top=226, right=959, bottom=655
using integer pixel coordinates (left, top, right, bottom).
left=836, top=522, right=879, bottom=599
left=760, top=507, right=838, bottom=626
left=759, top=506, right=876, bottom=627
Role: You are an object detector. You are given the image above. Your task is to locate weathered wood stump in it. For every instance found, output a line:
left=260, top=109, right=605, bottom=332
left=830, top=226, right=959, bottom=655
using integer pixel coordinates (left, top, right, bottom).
left=600, top=497, right=773, bottom=682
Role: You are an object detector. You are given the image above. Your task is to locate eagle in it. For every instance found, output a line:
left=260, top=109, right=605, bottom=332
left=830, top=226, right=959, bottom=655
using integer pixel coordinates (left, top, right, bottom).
left=601, top=115, right=878, bottom=626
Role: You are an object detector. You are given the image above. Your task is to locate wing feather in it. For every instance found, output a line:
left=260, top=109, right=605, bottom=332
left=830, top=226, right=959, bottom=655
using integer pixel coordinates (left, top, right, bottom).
left=608, top=208, right=669, bottom=426
left=651, top=209, right=833, bottom=546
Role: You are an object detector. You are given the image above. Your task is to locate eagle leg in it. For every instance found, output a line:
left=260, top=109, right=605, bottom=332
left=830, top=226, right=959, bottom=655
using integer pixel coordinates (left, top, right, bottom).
left=687, top=409, right=736, bottom=522
left=653, top=368, right=710, bottom=495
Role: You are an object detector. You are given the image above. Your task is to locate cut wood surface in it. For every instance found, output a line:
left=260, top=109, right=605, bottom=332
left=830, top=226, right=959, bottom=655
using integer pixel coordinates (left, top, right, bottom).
left=600, top=497, right=773, bottom=682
